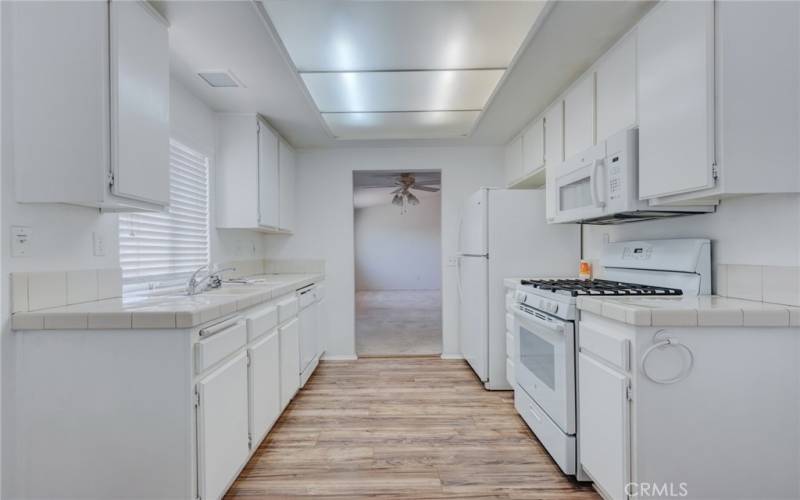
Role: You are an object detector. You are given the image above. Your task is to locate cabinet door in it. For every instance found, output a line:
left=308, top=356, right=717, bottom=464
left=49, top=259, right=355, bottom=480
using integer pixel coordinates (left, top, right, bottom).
left=10, top=1, right=109, bottom=204
left=110, top=1, right=170, bottom=206
left=197, top=352, right=249, bottom=500
left=279, top=318, right=300, bottom=409
left=578, top=352, right=630, bottom=500
left=544, top=101, right=564, bottom=221
left=596, top=32, right=637, bottom=142
left=563, top=73, right=595, bottom=161
left=522, top=118, right=545, bottom=175
left=249, top=331, right=281, bottom=446
left=504, top=135, right=524, bottom=185
left=278, top=140, right=296, bottom=232
left=637, top=1, right=715, bottom=199
left=258, top=121, right=280, bottom=228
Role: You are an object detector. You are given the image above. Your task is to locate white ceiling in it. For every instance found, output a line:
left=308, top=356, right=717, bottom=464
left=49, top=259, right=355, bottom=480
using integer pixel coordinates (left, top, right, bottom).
left=156, top=0, right=654, bottom=148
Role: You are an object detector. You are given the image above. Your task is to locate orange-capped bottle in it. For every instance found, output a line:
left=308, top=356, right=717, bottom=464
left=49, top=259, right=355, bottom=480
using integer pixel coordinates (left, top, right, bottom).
left=579, top=260, right=592, bottom=280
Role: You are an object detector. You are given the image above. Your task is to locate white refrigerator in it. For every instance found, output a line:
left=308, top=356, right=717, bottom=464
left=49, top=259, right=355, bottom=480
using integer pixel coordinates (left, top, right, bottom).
left=458, top=188, right=580, bottom=390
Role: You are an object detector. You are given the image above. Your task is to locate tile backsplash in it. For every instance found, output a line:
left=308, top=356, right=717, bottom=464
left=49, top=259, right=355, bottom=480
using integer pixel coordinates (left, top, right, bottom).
left=11, top=269, right=123, bottom=313
left=716, top=264, right=800, bottom=306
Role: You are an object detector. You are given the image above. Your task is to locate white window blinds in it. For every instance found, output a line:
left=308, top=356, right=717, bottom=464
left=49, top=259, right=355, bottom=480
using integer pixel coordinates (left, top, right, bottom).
left=119, top=140, right=210, bottom=295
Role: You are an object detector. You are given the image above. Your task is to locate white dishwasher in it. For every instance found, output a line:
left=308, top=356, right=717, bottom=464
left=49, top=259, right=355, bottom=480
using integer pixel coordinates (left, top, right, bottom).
left=297, top=285, right=319, bottom=387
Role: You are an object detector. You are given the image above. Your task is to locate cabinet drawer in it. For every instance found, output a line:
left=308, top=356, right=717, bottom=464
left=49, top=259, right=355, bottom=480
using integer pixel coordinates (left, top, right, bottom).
left=195, top=320, right=247, bottom=373
left=298, top=288, right=316, bottom=309
left=246, top=304, right=278, bottom=342
left=506, top=358, right=515, bottom=387
left=506, top=331, right=515, bottom=359
left=579, top=323, right=630, bottom=371
left=505, top=313, right=514, bottom=332
left=277, top=296, right=299, bottom=322
left=515, top=388, right=576, bottom=475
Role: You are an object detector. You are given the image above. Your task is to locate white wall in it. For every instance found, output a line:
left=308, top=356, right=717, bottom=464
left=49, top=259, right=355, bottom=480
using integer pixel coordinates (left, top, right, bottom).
left=583, top=194, right=800, bottom=275
left=263, top=146, right=504, bottom=359
left=169, top=79, right=265, bottom=265
left=354, top=194, right=441, bottom=291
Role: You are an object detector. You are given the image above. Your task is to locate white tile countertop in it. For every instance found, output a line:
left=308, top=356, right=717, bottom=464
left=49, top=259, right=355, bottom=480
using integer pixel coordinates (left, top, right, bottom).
left=11, top=273, right=323, bottom=331
left=577, top=295, right=800, bottom=328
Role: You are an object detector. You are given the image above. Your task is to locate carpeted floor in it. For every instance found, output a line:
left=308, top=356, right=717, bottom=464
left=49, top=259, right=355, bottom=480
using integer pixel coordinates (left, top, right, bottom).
left=355, top=290, right=442, bottom=355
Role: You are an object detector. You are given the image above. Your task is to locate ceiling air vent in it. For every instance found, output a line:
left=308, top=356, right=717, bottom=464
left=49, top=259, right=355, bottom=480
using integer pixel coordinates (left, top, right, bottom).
left=197, top=70, right=244, bottom=88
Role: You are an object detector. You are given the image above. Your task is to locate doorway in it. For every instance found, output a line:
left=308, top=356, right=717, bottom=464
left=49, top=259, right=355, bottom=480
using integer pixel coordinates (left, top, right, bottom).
left=353, top=171, right=442, bottom=356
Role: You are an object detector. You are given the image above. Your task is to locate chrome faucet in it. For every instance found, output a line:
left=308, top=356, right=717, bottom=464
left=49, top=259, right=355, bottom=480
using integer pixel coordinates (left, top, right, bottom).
left=186, top=265, right=237, bottom=295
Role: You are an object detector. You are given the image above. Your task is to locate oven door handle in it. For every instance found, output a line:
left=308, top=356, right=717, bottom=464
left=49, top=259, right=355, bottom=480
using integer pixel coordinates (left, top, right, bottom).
left=513, top=306, right=566, bottom=334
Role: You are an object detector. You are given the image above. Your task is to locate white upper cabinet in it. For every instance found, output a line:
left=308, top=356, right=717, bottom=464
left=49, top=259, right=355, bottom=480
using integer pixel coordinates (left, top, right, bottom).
left=638, top=0, right=800, bottom=203
left=522, top=117, right=545, bottom=176
left=544, top=101, right=564, bottom=221
left=110, top=1, right=170, bottom=207
left=9, top=0, right=170, bottom=211
left=258, top=120, right=280, bottom=229
left=637, top=1, right=715, bottom=200
left=279, top=140, right=296, bottom=233
left=595, top=31, right=637, bottom=143
left=216, top=114, right=295, bottom=232
left=563, top=73, right=596, bottom=161
left=504, top=135, right=524, bottom=185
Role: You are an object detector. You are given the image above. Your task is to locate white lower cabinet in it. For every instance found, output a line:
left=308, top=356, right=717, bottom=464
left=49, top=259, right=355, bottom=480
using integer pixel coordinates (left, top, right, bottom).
left=578, top=352, right=631, bottom=500
left=248, top=330, right=281, bottom=446
left=196, top=352, right=250, bottom=500
left=280, top=317, right=301, bottom=409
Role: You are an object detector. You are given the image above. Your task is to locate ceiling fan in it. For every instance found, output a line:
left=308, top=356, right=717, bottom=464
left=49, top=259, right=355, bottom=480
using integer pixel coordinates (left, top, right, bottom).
left=389, top=173, right=440, bottom=212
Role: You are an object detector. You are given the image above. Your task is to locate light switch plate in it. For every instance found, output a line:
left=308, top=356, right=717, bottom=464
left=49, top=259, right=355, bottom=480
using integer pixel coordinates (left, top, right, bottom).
left=93, top=232, right=106, bottom=256
left=11, top=226, right=32, bottom=257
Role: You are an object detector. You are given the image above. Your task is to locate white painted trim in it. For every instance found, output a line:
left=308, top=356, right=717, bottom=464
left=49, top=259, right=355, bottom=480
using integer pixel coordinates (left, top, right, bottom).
left=440, top=353, right=464, bottom=360
left=321, top=354, right=358, bottom=361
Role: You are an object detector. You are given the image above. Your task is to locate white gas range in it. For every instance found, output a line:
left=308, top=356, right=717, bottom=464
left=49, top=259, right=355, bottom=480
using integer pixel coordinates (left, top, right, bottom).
left=510, top=238, right=710, bottom=477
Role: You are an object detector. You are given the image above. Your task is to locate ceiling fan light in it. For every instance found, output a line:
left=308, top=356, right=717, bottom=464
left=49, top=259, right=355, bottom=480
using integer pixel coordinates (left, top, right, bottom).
left=406, top=192, right=420, bottom=206
left=392, top=194, right=403, bottom=206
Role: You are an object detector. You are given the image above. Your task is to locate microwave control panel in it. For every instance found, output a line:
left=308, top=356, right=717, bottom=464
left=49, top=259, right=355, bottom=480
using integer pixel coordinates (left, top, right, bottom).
left=607, top=153, right=624, bottom=202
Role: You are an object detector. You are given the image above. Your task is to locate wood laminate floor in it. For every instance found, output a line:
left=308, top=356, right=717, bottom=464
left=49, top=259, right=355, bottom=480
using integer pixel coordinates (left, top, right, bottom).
left=225, top=357, right=599, bottom=499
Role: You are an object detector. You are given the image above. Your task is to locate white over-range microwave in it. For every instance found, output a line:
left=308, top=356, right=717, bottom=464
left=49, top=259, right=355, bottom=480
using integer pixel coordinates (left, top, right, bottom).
left=549, top=128, right=714, bottom=224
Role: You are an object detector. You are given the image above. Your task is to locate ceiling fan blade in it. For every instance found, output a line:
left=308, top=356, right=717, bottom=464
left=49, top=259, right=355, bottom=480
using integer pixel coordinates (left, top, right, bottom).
left=389, top=187, right=403, bottom=194
left=413, top=185, right=440, bottom=192
left=413, top=180, right=441, bottom=186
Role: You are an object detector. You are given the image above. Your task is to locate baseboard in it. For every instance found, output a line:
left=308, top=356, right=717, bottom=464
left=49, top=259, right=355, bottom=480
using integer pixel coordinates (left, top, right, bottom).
left=440, top=353, right=464, bottom=360
left=321, top=354, right=358, bottom=361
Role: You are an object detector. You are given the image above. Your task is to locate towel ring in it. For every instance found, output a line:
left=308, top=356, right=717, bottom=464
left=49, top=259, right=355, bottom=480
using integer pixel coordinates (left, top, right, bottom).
left=640, top=331, right=694, bottom=385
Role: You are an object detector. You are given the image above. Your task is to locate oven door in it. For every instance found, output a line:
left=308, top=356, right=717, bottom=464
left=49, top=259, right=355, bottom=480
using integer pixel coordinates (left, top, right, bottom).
left=553, top=142, right=607, bottom=223
left=513, top=305, right=575, bottom=434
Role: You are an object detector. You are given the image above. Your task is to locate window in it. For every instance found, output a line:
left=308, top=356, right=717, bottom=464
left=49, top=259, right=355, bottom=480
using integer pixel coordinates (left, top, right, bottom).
left=119, top=140, right=210, bottom=295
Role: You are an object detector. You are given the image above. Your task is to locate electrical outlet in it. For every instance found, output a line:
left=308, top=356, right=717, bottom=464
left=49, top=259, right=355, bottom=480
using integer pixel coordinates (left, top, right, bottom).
left=93, top=232, right=106, bottom=256
left=447, top=256, right=459, bottom=267
left=11, top=226, right=31, bottom=257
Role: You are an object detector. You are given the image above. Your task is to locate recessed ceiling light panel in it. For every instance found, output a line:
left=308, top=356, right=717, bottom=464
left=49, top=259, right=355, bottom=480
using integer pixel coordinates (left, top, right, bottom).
left=301, top=69, right=504, bottom=113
